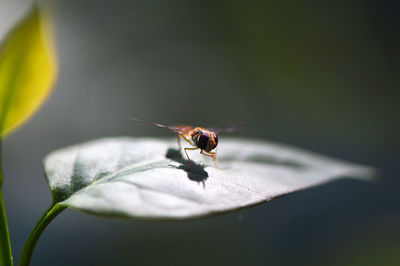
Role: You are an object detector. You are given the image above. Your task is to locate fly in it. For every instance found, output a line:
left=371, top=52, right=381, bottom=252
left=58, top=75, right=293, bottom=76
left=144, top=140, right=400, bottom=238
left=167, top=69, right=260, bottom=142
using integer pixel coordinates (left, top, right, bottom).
left=131, top=118, right=245, bottom=168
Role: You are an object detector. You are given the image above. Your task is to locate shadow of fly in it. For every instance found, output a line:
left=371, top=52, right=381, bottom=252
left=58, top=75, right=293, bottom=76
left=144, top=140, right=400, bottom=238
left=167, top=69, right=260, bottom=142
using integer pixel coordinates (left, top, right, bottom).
left=131, top=118, right=245, bottom=168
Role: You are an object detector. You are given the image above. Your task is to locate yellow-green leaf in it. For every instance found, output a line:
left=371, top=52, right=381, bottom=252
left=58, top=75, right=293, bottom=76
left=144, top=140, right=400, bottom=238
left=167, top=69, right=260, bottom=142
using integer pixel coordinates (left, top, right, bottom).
left=0, top=5, right=57, bottom=138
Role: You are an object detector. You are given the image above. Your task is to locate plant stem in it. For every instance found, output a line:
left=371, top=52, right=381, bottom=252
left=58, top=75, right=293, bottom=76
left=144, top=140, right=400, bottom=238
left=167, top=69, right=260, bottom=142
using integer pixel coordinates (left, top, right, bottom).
left=0, top=188, right=13, bottom=266
left=18, top=203, right=66, bottom=266
left=0, top=139, right=13, bottom=266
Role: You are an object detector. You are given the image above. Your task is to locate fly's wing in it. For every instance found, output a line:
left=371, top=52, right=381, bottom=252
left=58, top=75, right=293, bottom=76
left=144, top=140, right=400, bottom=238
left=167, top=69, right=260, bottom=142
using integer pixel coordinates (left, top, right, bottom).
left=130, top=118, right=192, bottom=134
left=209, top=123, right=247, bottom=134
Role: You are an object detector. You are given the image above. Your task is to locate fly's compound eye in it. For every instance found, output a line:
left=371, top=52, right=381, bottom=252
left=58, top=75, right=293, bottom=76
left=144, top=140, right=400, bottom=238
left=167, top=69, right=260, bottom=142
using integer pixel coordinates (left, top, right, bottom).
left=197, top=134, right=209, bottom=150
left=214, top=135, right=218, bottom=146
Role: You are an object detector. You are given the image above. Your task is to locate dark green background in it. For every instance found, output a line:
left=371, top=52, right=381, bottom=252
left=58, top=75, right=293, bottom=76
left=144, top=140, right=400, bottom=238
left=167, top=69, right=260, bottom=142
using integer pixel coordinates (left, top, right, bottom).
left=1, top=0, right=399, bottom=265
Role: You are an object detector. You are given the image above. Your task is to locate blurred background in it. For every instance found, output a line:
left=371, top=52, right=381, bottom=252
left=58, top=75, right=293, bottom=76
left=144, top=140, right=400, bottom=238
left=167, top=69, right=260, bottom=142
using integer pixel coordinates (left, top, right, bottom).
left=0, top=0, right=399, bottom=265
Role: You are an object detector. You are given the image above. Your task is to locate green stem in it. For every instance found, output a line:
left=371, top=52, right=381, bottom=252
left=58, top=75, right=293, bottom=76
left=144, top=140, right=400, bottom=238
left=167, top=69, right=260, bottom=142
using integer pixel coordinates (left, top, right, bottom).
left=0, top=139, right=13, bottom=266
left=18, top=203, right=66, bottom=266
left=0, top=188, right=13, bottom=266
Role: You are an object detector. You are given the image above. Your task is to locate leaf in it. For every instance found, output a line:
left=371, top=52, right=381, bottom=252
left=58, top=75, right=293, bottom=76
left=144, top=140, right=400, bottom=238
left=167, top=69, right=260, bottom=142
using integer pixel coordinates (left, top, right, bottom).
left=44, top=137, right=375, bottom=219
left=0, top=5, right=57, bottom=138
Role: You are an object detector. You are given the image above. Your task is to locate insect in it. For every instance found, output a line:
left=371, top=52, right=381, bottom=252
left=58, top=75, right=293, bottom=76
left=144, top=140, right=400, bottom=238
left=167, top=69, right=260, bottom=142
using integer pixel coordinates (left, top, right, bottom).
left=131, top=118, right=245, bottom=168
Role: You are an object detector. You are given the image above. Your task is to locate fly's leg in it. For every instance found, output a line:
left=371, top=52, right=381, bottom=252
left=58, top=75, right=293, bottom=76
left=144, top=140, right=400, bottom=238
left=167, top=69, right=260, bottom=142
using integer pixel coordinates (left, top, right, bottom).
left=178, top=134, right=194, bottom=146
left=177, top=134, right=198, bottom=168
left=200, top=150, right=219, bottom=169
left=177, top=133, right=196, bottom=157
left=176, top=135, right=182, bottom=151
left=184, top=147, right=198, bottom=168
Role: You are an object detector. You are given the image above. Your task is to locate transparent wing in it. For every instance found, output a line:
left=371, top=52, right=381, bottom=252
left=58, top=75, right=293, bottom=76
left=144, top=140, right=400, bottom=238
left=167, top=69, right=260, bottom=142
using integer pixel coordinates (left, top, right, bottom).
left=209, top=123, right=247, bottom=134
left=130, top=118, right=192, bottom=134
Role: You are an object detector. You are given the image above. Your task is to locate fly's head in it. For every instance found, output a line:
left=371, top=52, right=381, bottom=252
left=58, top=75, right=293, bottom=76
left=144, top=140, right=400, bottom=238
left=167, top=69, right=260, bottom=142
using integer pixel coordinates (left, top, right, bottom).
left=192, top=128, right=218, bottom=152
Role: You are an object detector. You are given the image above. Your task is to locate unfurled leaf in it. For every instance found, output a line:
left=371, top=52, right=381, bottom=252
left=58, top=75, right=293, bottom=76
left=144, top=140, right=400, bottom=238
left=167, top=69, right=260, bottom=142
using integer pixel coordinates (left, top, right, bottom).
left=43, top=137, right=374, bottom=219
left=0, top=5, right=57, bottom=138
